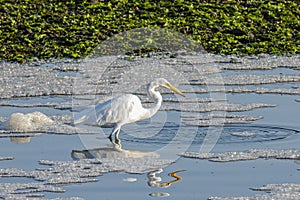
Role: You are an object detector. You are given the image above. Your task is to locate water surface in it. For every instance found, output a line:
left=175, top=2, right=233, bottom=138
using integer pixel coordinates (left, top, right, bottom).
left=0, top=54, right=300, bottom=199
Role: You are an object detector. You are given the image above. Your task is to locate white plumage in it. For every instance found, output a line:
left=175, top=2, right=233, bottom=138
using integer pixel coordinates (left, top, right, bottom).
left=74, top=78, right=184, bottom=143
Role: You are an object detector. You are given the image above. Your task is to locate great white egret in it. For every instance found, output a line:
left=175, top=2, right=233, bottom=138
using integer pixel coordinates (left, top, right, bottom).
left=74, top=78, right=184, bottom=143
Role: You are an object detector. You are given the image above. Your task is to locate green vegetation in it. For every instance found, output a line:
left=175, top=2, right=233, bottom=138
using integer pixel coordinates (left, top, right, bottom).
left=1, top=0, right=299, bottom=62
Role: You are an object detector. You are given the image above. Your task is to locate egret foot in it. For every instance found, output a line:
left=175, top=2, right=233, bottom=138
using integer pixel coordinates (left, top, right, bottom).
left=115, top=138, right=120, bottom=146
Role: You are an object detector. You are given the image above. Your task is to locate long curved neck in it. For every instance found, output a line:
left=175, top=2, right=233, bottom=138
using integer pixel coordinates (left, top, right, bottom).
left=146, top=86, right=163, bottom=118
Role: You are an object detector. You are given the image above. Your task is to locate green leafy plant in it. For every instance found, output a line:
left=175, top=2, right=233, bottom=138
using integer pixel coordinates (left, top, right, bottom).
left=0, top=0, right=299, bottom=62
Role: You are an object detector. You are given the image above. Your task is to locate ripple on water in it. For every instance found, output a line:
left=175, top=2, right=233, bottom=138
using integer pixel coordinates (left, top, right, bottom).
left=121, top=125, right=298, bottom=147
left=216, top=125, right=298, bottom=144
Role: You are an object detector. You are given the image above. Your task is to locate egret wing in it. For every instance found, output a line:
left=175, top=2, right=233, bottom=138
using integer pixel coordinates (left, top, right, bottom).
left=96, top=94, right=147, bottom=126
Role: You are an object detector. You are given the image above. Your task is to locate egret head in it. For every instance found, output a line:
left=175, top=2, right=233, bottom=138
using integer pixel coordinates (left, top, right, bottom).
left=149, top=78, right=185, bottom=97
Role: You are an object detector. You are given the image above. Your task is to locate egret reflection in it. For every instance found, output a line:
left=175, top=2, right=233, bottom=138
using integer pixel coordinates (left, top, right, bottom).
left=147, top=168, right=185, bottom=188
left=71, top=137, right=184, bottom=193
left=71, top=137, right=159, bottom=160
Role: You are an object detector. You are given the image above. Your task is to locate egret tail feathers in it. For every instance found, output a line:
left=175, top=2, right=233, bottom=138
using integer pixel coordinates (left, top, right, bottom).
left=73, top=107, right=95, bottom=125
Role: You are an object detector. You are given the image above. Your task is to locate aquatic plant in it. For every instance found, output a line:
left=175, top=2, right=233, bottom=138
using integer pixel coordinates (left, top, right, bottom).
left=1, top=0, right=299, bottom=62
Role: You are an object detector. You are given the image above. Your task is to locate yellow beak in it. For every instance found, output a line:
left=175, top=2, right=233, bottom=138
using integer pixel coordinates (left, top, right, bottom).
left=165, top=83, right=185, bottom=97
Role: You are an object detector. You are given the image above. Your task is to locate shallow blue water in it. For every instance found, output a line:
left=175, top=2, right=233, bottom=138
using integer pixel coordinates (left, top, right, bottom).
left=1, top=61, right=300, bottom=199
left=1, top=128, right=300, bottom=199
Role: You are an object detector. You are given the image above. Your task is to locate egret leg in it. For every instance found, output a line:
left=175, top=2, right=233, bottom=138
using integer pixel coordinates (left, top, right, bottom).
left=115, top=129, right=121, bottom=144
left=108, top=126, right=120, bottom=144
left=114, top=135, right=122, bottom=150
